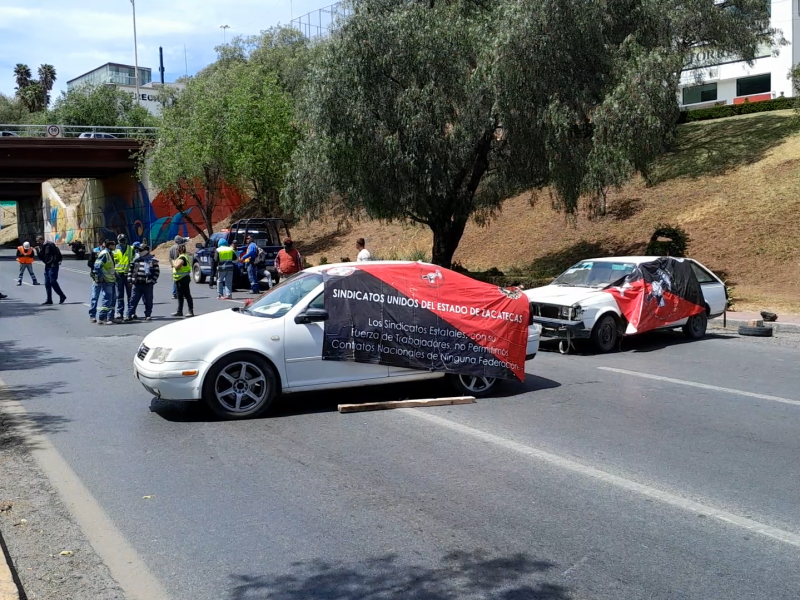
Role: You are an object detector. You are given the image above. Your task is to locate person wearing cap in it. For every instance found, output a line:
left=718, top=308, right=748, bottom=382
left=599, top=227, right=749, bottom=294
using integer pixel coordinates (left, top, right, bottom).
left=171, top=243, right=194, bottom=318
left=87, top=240, right=105, bottom=323
left=238, top=235, right=262, bottom=294
left=112, top=234, right=134, bottom=322
left=275, top=238, right=302, bottom=278
left=127, top=243, right=160, bottom=321
left=169, top=235, right=185, bottom=299
left=16, top=241, right=39, bottom=286
left=213, top=239, right=236, bottom=299
left=94, top=239, right=117, bottom=324
left=132, top=241, right=141, bottom=260
left=35, top=235, right=66, bottom=305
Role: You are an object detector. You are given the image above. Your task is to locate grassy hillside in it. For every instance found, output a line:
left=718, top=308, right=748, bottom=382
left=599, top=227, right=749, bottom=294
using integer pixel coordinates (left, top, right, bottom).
left=290, top=110, right=800, bottom=313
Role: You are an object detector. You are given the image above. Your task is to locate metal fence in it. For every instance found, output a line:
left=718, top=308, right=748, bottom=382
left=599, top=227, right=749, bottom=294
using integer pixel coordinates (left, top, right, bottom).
left=0, top=124, right=158, bottom=139
left=290, top=2, right=351, bottom=40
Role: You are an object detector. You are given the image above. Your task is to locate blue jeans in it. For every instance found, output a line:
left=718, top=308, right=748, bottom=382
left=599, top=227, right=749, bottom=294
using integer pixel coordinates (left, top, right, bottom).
left=129, top=284, right=154, bottom=318
left=99, top=282, right=116, bottom=321
left=18, top=263, right=37, bottom=283
left=44, top=264, right=65, bottom=303
left=172, top=281, right=177, bottom=297
left=88, top=280, right=102, bottom=318
left=217, top=269, right=233, bottom=297
left=247, top=262, right=259, bottom=293
left=115, top=273, right=131, bottom=317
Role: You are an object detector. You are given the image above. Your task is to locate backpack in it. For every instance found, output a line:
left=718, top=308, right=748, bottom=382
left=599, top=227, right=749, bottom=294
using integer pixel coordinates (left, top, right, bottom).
left=255, top=247, right=268, bottom=266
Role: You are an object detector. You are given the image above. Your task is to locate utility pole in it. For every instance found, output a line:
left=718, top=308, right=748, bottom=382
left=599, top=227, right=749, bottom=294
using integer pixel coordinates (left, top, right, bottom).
left=220, top=24, right=230, bottom=44
left=130, top=0, right=140, bottom=104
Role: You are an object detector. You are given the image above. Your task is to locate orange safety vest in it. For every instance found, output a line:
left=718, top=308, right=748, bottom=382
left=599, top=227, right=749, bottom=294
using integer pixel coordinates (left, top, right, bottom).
left=17, top=246, right=34, bottom=264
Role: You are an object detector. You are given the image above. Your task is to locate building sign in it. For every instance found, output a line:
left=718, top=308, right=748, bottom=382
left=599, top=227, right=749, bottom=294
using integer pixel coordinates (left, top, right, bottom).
left=685, top=42, right=773, bottom=70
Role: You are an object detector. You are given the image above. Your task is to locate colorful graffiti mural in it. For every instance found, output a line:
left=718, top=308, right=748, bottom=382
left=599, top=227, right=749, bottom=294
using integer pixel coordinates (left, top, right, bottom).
left=42, top=173, right=245, bottom=250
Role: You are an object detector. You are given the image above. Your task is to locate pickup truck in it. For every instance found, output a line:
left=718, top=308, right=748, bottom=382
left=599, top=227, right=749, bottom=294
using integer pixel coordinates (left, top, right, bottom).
left=192, top=218, right=290, bottom=290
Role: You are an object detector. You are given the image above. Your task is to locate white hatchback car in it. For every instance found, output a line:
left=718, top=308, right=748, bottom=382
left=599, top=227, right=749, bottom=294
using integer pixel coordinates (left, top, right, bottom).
left=134, top=262, right=541, bottom=419
left=524, top=257, right=727, bottom=353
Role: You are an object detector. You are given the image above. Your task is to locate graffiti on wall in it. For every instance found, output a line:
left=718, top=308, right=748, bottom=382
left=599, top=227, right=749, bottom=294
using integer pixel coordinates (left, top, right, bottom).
left=43, top=174, right=244, bottom=250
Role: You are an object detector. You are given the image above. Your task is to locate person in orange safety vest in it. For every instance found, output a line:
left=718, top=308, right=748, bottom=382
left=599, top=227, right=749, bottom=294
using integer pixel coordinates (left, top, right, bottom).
left=16, top=241, right=39, bottom=286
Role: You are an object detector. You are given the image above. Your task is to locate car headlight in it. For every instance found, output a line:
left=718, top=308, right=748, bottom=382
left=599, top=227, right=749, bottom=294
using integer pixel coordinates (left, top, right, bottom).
left=149, top=347, right=172, bottom=364
left=559, top=306, right=571, bottom=319
left=571, top=304, right=584, bottom=320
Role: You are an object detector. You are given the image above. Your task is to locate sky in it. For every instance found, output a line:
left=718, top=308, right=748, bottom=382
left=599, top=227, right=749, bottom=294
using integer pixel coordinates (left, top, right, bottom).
left=0, top=0, right=329, bottom=100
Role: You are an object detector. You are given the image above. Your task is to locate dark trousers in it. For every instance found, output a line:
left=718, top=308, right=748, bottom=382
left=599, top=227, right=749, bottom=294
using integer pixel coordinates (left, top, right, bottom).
left=176, top=277, right=193, bottom=314
left=44, top=265, right=65, bottom=303
left=129, top=283, right=154, bottom=318
left=247, top=262, right=260, bottom=293
left=115, top=273, right=131, bottom=317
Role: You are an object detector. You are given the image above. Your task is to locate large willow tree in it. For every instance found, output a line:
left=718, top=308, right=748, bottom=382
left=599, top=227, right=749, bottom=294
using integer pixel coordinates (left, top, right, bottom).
left=285, top=0, right=777, bottom=267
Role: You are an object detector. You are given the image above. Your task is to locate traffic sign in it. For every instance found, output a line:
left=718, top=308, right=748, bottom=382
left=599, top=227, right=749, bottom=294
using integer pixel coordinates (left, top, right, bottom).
left=46, top=125, right=62, bottom=137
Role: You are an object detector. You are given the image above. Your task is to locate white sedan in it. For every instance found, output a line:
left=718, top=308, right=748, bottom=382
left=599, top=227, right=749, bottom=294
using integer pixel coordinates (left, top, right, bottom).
left=524, top=256, right=727, bottom=353
left=134, top=262, right=541, bottom=419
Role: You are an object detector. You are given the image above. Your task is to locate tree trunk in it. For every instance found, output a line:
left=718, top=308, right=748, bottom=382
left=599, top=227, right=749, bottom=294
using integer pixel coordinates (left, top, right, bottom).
left=429, top=215, right=468, bottom=269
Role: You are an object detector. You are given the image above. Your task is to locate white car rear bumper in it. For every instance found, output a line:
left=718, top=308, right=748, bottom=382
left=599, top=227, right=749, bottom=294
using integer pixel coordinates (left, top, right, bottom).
left=133, top=358, right=209, bottom=401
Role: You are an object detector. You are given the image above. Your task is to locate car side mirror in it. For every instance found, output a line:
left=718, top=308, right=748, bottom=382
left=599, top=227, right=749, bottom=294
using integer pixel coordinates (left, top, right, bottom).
left=196, top=243, right=204, bottom=249
left=295, top=308, right=328, bottom=324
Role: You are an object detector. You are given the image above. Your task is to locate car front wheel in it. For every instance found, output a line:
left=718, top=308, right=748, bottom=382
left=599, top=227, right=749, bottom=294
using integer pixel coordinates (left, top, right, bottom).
left=682, top=312, right=708, bottom=339
left=447, top=373, right=499, bottom=398
left=192, top=262, right=206, bottom=284
left=202, top=352, right=277, bottom=419
left=592, top=314, right=618, bottom=353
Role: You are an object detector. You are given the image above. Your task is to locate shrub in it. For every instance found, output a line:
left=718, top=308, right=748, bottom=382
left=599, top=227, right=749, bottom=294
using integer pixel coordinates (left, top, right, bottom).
left=318, top=256, right=328, bottom=265
left=645, top=223, right=690, bottom=257
left=677, top=97, right=797, bottom=124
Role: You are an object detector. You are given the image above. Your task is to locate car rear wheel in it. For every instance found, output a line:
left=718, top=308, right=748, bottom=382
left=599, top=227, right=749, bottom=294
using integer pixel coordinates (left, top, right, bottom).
left=447, top=373, right=498, bottom=398
left=192, top=262, right=206, bottom=284
left=202, top=352, right=277, bottom=419
left=682, top=312, right=708, bottom=339
left=592, top=314, right=618, bottom=353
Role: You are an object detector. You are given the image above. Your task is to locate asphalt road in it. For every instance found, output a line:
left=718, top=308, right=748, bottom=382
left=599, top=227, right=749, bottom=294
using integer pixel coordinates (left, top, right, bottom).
left=2, top=250, right=800, bottom=600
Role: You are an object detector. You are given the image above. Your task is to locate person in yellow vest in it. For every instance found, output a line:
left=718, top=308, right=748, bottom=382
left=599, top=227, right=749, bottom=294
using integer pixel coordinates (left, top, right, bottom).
left=112, top=233, right=134, bottom=322
left=171, top=244, right=194, bottom=318
left=213, top=239, right=236, bottom=300
left=16, top=241, right=39, bottom=286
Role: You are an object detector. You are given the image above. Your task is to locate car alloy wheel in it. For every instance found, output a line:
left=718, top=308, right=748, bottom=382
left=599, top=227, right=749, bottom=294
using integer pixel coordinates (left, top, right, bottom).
left=192, top=262, right=206, bottom=284
left=214, top=361, right=269, bottom=413
left=448, top=373, right=498, bottom=397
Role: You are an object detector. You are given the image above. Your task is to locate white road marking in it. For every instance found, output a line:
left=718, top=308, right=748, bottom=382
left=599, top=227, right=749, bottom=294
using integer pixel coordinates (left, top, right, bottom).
left=404, top=409, right=800, bottom=548
left=9, top=279, right=32, bottom=286
left=598, top=367, right=800, bottom=408
left=0, top=377, right=170, bottom=600
left=61, top=267, right=89, bottom=275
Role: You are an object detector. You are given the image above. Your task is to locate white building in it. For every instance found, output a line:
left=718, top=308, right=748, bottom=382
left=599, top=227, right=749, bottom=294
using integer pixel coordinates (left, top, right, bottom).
left=678, top=0, right=800, bottom=109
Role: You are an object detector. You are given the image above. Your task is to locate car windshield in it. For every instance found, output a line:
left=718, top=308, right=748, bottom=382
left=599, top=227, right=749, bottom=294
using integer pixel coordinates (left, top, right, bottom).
left=244, top=272, right=323, bottom=318
left=552, top=261, right=637, bottom=288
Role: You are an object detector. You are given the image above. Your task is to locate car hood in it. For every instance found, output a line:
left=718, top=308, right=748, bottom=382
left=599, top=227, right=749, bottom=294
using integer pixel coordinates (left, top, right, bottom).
left=524, top=285, right=610, bottom=306
left=142, top=308, right=264, bottom=350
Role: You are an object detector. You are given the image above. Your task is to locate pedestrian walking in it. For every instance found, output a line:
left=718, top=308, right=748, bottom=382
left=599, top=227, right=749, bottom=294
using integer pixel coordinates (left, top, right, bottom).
left=171, top=243, right=194, bottom=318
left=214, top=239, right=236, bottom=299
left=113, top=234, right=134, bottom=322
left=169, top=235, right=185, bottom=300
left=356, top=238, right=372, bottom=262
left=16, top=241, right=39, bottom=285
left=127, top=243, right=159, bottom=321
left=34, top=235, right=66, bottom=306
left=238, top=235, right=262, bottom=294
left=275, top=238, right=302, bottom=278
left=87, top=241, right=105, bottom=323
left=93, top=239, right=117, bottom=324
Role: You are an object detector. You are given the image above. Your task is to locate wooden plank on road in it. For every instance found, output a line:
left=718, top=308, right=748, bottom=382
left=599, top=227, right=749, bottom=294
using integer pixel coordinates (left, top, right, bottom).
left=338, top=396, right=476, bottom=413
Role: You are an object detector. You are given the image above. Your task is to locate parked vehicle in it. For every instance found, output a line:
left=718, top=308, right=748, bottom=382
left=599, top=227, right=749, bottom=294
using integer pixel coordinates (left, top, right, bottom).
left=134, top=261, right=542, bottom=419
left=524, top=256, right=728, bottom=353
left=69, top=240, right=86, bottom=260
left=192, top=218, right=290, bottom=289
left=0, top=131, right=19, bottom=137
left=78, top=132, right=117, bottom=139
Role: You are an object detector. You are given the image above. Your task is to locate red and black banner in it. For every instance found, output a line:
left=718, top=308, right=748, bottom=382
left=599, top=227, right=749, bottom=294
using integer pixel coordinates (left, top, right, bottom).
left=321, top=263, right=530, bottom=381
left=605, top=257, right=705, bottom=335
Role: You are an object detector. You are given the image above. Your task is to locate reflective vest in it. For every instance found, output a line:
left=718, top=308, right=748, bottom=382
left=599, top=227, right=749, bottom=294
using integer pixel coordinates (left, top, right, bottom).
left=17, top=246, right=34, bottom=264
left=173, top=254, right=191, bottom=281
left=96, top=249, right=116, bottom=283
left=113, top=245, right=134, bottom=274
left=216, top=247, right=236, bottom=271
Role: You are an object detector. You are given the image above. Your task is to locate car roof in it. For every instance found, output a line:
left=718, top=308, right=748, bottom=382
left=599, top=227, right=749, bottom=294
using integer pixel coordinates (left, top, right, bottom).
left=303, top=260, right=425, bottom=274
left=578, top=256, right=690, bottom=264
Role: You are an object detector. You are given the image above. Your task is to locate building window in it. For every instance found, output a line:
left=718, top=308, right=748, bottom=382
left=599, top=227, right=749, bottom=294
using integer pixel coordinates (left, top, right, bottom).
left=736, top=73, right=771, bottom=97
left=682, top=83, right=718, bottom=105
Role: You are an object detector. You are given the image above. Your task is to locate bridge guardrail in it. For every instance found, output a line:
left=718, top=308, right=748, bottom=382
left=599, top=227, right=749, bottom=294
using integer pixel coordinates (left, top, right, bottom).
left=0, top=124, right=158, bottom=139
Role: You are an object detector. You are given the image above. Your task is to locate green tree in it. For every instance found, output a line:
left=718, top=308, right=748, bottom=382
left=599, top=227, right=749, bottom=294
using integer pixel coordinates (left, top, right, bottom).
left=37, top=64, right=57, bottom=107
left=285, top=0, right=778, bottom=267
left=0, top=94, right=28, bottom=124
left=13, top=63, right=57, bottom=112
left=50, top=85, right=157, bottom=127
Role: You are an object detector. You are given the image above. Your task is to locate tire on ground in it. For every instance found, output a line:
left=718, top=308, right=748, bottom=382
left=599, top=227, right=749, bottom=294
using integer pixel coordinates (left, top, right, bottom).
left=737, top=325, right=774, bottom=338
left=192, top=262, right=206, bottom=284
left=447, top=373, right=499, bottom=398
left=202, top=351, right=278, bottom=419
left=591, top=314, right=619, bottom=353
left=682, top=311, right=708, bottom=339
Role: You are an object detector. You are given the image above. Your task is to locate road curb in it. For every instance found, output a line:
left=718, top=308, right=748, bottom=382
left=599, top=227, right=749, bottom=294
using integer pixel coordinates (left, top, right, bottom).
left=710, top=317, right=800, bottom=333
left=0, top=527, right=22, bottom=600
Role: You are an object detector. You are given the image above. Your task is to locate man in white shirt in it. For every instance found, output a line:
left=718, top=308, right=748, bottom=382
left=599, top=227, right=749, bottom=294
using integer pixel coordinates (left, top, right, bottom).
left=356, top=237, right=371, bottom=262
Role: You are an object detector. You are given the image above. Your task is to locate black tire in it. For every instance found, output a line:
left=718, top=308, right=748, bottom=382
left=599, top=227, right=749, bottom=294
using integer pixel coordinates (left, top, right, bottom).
left=192, top=262, right=206, bottom=284
left=737, top=325, right=773, bottom=338
left=682, top=312, right=708, bottom=339
left=591, top=314, right=618, bottom=353
left=202, top=352, right=278, bottom=419
left=447, top=373, right=499, bottom=398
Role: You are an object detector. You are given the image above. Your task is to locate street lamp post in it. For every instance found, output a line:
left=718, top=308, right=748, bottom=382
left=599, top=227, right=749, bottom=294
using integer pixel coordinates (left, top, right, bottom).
left=220, top=24, right=230, bottom=43
left=130, top=0, right=140, bottom=104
